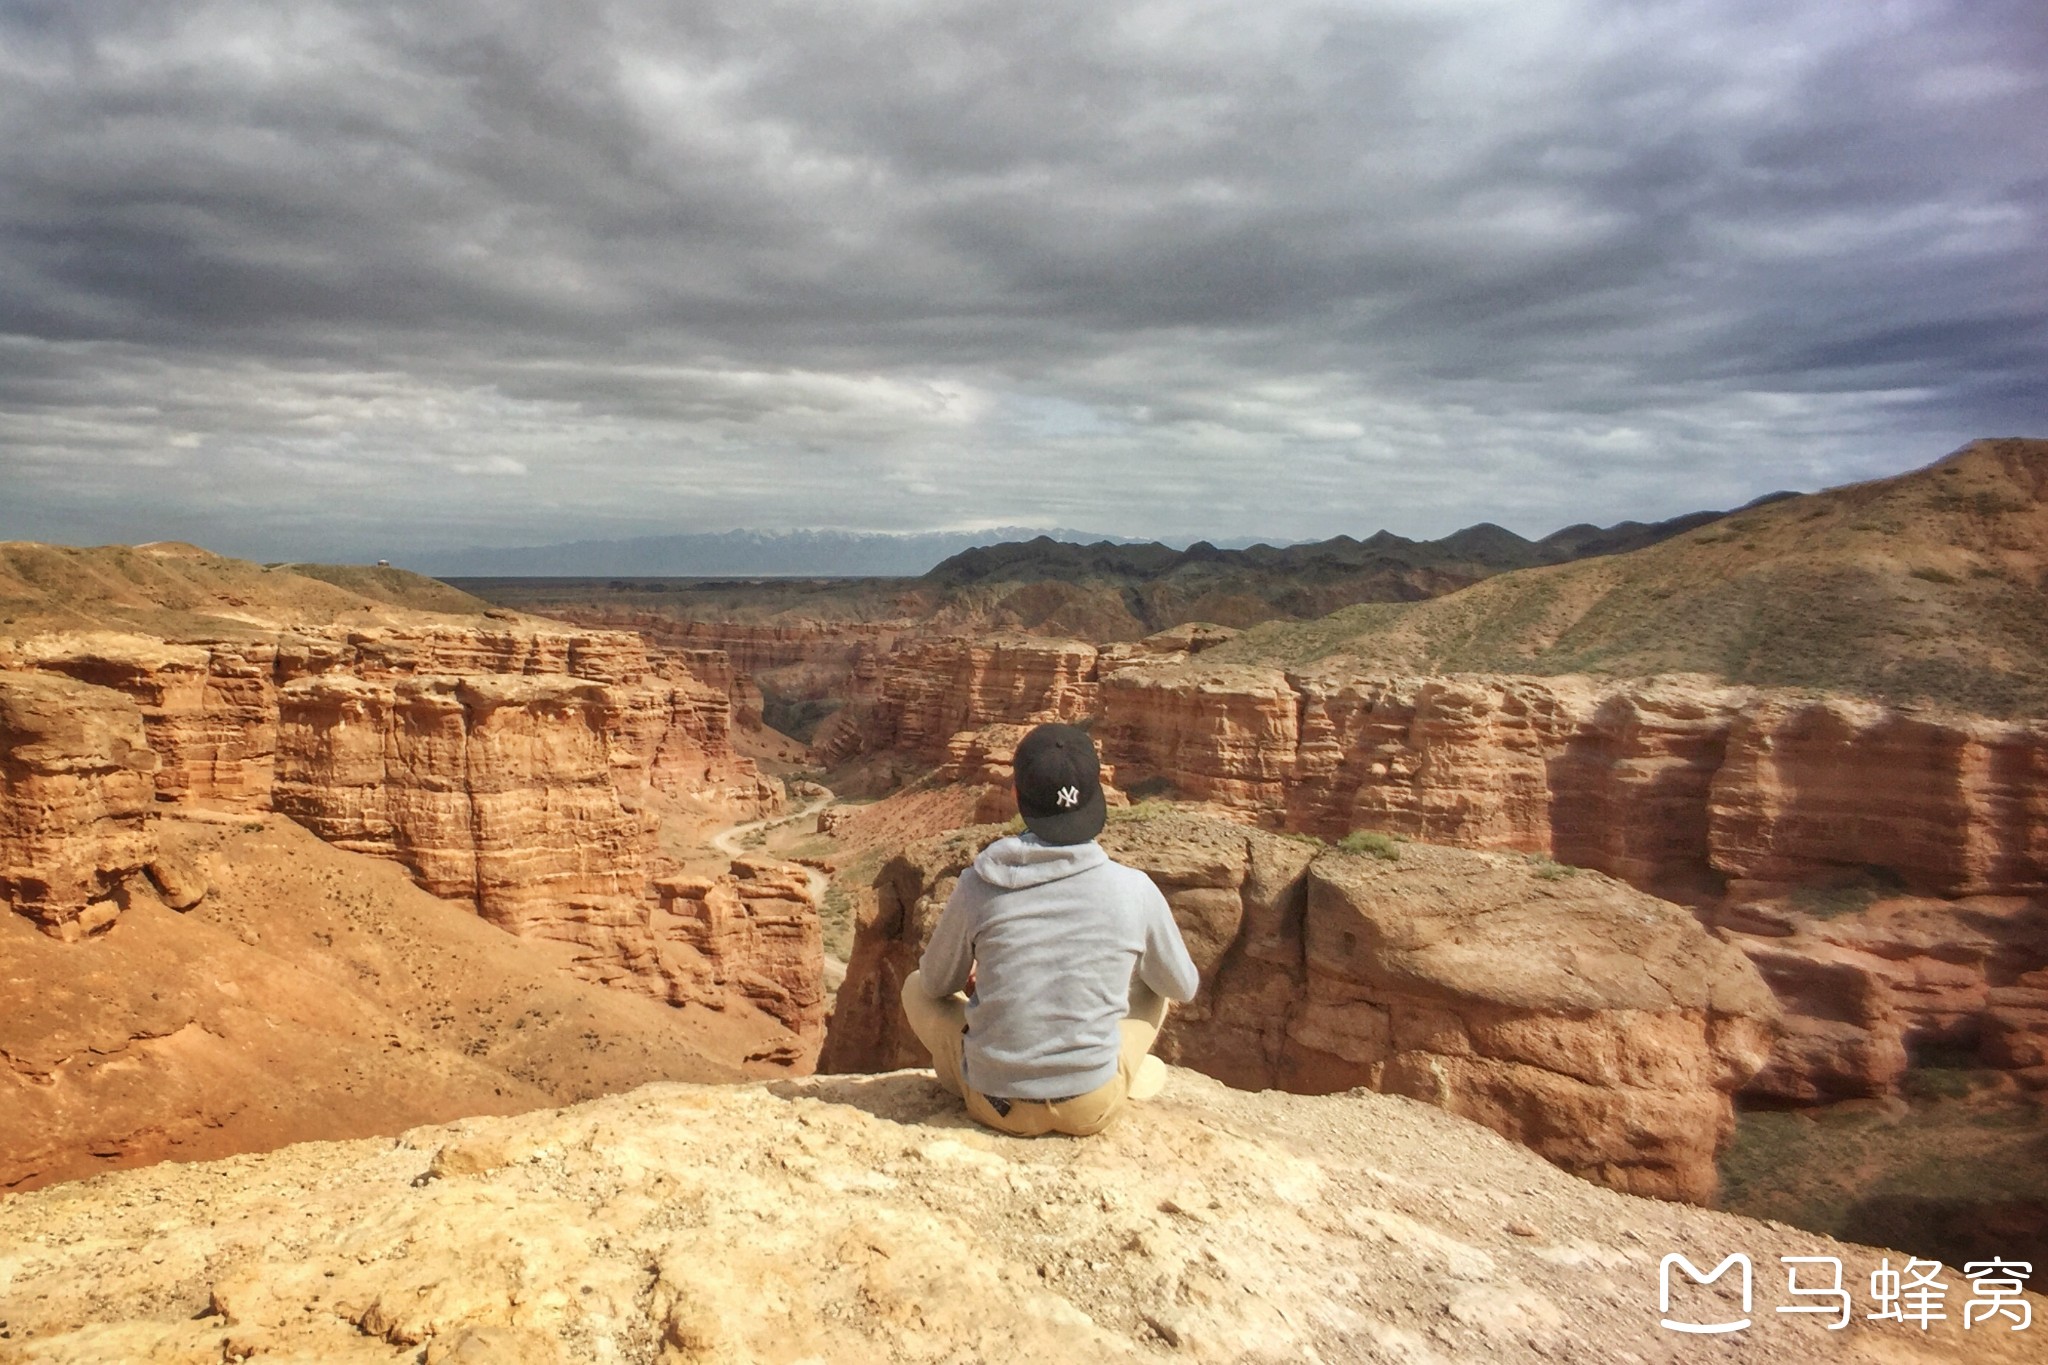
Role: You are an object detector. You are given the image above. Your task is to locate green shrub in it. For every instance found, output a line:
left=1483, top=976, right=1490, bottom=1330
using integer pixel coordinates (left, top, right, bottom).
left=1337, top=830, right=1401, bottom=861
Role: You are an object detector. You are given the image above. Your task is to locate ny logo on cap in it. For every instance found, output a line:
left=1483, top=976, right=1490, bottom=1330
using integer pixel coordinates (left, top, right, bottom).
left=1055, top=785, right=1081, bottom=809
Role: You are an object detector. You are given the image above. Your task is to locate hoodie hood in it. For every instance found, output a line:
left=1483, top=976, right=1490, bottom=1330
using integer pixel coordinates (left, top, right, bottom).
left=969, top=833, right=1108, bottom=890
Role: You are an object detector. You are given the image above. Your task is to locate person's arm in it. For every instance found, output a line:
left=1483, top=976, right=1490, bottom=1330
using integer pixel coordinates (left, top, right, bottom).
left=1136, top=879, right=1200, bottom=1002
left=915, top=871, right=980, bottom=998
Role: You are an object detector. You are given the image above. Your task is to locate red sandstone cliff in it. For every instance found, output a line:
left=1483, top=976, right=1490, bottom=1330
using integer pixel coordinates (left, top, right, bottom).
left=1092, top=663, right=2048, bottom=1100
left=1, top=622, right=819, bottom=1042
left=0, top=673, right=160, bottom=939
left=7, top=625, right=781, bottom=820
left=654, top=858, right=826, bottom=1047
left=819, top=811, right=1776, bottom=1204
left=813, top=635, right=1099, bottom=766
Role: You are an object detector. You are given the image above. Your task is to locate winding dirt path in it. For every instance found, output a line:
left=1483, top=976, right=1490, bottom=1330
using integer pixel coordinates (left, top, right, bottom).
left=710, top=791, right=834, bottom=907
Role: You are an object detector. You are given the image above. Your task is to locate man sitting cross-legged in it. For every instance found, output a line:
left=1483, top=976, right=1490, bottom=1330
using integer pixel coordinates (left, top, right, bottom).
left=899, top=723, right=1198, bottom=1137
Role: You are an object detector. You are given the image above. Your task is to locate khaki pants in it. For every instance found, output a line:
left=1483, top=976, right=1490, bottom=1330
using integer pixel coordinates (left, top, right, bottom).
left=899, top=970, right=1169, bottom=1137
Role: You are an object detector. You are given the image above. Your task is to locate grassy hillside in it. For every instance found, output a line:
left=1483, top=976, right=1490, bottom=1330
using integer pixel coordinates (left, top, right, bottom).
left=0, top=541, right=490, bottom=638
left=1210, top=438, right=2048, bottom=716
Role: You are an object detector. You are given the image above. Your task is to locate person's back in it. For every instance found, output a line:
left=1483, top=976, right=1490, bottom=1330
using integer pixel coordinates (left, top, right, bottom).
left=899, top=723, right=1198, bottom=1137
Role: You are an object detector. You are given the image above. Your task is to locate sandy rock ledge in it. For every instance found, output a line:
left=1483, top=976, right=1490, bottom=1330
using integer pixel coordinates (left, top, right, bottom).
left=1, top=1070, right=2036, bottom=1364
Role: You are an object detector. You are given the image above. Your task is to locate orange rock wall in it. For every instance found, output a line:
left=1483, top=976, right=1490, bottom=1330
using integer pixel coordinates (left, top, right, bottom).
left=19, top=638, right=285, bottom=812
left=654, top=859, right=827, bottom=1045
left=1710, top=695, right=2048, bottom=897
left=1098, top=666, right=2048, bottom=901
left=6, top=626, right=809, bottom=1027
left=273, top=674, right=651, bottom=937
left=821, top=815, right=1776, bottom=1204
left=0, top=673, right=159, bottom=938
left=819, top=636, right=1101, bottom=765
left=17, top=626, right=778, bottom=821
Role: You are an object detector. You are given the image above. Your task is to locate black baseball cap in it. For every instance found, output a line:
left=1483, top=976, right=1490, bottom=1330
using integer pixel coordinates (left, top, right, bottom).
left=1012, top=722, right=1106, bottom=845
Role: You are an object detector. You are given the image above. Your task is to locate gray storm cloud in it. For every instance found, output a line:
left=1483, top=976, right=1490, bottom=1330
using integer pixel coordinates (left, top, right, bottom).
left=0, top=0, right=2042, bottom=560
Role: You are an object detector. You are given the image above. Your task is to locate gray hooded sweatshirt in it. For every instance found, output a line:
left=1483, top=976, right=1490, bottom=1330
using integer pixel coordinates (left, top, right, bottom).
left=917, top=833, right=1200, bottom=1100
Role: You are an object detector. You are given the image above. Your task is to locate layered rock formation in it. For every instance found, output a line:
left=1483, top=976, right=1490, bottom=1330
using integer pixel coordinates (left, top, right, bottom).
left=2, top=620, right=816, bottom=1048
left=652, top=859, right=826, bottom=1042
left=814, top=635, right=1099, bottom=766
left=1093, top=665, right=2048, bottom=1099
left=1097, top=664, right=2048, bottom=899
left=6, top=625, right=781, bottom=820
left=7, top=635, right=284, bottom=811
left=1097, top=667, right=1741, bottom=892
left=272, top=672, right=656, bottom=938
left=1715, top=891, right=2048, bottom=1101
left=5, top=1069, right=2029, bottom=1365
left=821, top=811, right=1777, bottom=1204
left=1712, top=694, right=2048, bottom=898
left=0, top=672, right=159, bottom=939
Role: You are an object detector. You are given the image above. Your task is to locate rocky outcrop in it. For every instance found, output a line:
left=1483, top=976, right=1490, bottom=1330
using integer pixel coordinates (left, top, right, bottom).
left=814, top=635, right=1100, bottom=766
left=1715, top=892, right=2048, bottom=1101
left=273, top=673, right=654, bottom=938
left=1098, top=667, right=2048, bottom=1097
left=5, top=623, right=804, bottom=1036
left=652, top=859, right=827, bottom=1043
left=821, top=812, right=1776, bottom=1204
left=0, top=672, right=159, bottom=938
left=4, top=1069, right=2029, bottom=1365
left=268, top=673, right=821, bottom=1033
left=12, top=633, right=287, bottom=811
left=1098, top=668, right=1756, bottom=900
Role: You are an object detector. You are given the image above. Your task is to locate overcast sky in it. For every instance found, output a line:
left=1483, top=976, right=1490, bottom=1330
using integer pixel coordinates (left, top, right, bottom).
left=2, top=0, right=2043, bottom=562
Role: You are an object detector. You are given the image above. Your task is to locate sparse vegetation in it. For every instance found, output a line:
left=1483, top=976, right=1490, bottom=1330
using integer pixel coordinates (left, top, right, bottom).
left=1106, top=799, right=1174, bottom=824
left=1720, top=1088, right=2048, bottom=1289
left=1787, top=867, right=1904, bottom=920
left=1526, top=855, right=1576, bottom=881
left=1337, top=830, right=1401, bottom=861
left=1198, top=440, right=2048, bottom=718
left=819, top=848, right=886, bottom=960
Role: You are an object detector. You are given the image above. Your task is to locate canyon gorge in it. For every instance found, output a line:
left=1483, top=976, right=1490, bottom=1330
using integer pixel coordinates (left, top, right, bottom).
left=1, top=548, right=826, bottom=1189
left=5, top=439, right=2045, bottom=1341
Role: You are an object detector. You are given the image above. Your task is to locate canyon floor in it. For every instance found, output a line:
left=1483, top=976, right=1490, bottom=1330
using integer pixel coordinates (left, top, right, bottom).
left=1, top=812, right=801, bottom=1193
left=6, top=1068, right=2042, bottom=1365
